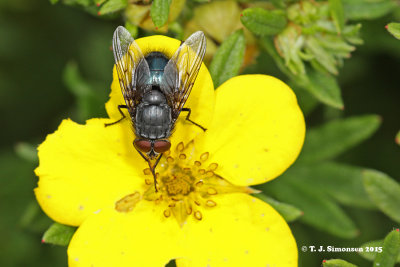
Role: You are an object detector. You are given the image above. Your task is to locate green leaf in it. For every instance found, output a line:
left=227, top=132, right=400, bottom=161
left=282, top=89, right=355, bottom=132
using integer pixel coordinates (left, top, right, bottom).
left=299, top=115, right=381, bottom=163
left=343, top=0, right=396, bottom=20
left=209, top=29, right=245, bottom=88
left=49, top=0, right=59, bottom=4
left=124, top=21, right=138, bottom=39
left=150, top=0, right=172, bottom=28
left=63, top=0, right=91, bottom=6
left=323, top=259, right=358, bottom=267
left=288, top=83, right=319, bottom=115
left=304, top=68, right=343, bottom=108
left=374, top=230, right=400, bottom=267
left=63, top=61, right=102, bottom=121
left=42, top=223, right=77, bottom=246
left=329, top=0, right=345, bottom=34
left=94, top=0, right=106, bottom=6
left=241, top=8, right=287, bottom=36
left=259, top=38, right=344, bottom=108
left=14, top=142, right=38, bottom=163
left=255, top=194, right=303, bottom=222
left=259, top=36, right=295, bottom=78
left=98, top=0, right=127, bottom=15
left=262, top=178, right=358, bottom=238
left=363, top=170, right=400, bottom=223
left=359, top=239, right=400, bottom=262
left=285, top=162, right=375, bottom=209
left=387, top=23, right=400, bottom=40
left=359, top=239, right=384, bottom=261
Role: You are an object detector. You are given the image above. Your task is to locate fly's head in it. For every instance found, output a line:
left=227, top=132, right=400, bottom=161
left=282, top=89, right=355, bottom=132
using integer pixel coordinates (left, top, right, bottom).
left=133, top=138, right=171, bottom=159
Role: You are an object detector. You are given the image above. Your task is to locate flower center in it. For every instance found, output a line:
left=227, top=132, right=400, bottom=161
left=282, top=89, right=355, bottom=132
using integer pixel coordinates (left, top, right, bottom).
left=143, top=141, right=252, bottom=226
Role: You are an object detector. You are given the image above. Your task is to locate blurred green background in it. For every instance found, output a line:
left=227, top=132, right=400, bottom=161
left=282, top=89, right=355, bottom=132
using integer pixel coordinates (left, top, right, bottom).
left=1, top=0, right=400, bottom=266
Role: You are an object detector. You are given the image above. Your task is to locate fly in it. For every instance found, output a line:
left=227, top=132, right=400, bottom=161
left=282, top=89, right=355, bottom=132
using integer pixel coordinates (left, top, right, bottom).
left=106, top=26, right=207, bottom=191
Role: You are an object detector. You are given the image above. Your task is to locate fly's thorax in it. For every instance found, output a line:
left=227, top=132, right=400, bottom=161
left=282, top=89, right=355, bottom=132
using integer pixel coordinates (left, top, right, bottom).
left=142, top=90, right=167, bottom=105
left=145, top=52, right=169, bottom=87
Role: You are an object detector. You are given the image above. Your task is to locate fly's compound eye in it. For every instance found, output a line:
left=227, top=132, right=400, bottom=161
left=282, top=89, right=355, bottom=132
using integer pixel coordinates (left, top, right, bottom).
left=153, top=140, right=171, bottom=154
left=134, top=139, right=152, bottom=153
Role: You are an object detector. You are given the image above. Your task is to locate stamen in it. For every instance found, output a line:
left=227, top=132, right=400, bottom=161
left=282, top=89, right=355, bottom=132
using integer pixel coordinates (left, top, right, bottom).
left=205, top=171, right=214, bottom=178
left=208, top=163, right=218, bottom=171
left=145, top=178, right=152, bottom=185
left=194, top=210, right=203, bottom=220
left=176, top=142, right=184, bottom=152
left=198, top=169, right=205, bottom=174
left=196, top=180, right=204, bottom=187
left=207, top=187, right=218, bottom=195
left=200, top=152, right=209, bottom=162
left=186, top=206, right=193, bottom=215
left=143, top=168, right=151, bottom=175
left=164, top=209, right=171, bottom=218
left=194, top=161, right=201, bottom=167
left=167, top=156, right=174, bottom=163
left=179, top=153, right=187, bottom=160
left=206, top=200, right=217, bottom=207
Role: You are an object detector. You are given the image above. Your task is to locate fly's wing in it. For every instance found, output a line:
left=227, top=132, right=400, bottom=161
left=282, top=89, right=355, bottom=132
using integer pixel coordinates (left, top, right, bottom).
left=113, top=26, right=151, bottom=116
left=160, top=31, right=206, bottom=120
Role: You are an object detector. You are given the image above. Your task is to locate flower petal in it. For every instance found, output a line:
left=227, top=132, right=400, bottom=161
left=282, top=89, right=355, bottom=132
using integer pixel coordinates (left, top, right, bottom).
left=68, top=194, right=297, bottom=267
left=105, top=35, right=215, bottom=145
left=35, top=118, right=147, bottom=226
left=176, top=193, right=297, bottom=267
left=198, top=75, right=305, bottom=186
left=68, top=201, right=181, bottom=267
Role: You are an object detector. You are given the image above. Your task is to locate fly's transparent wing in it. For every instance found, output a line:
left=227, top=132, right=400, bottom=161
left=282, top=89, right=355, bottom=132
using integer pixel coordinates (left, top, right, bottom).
left=160, top=31, right=206, bottom=120
left=113, top=26, right=151, bottom=115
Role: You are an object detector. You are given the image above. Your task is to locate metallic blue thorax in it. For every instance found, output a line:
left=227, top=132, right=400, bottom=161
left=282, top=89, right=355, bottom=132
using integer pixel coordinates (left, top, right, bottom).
left=146, top=52, right=169, bottom=87
left=134, top=52, right=172, bottom=140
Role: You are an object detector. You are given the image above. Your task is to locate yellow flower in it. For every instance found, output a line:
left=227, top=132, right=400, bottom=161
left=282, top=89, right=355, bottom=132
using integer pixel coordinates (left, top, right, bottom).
left=35, top=35, right=305, bottom=266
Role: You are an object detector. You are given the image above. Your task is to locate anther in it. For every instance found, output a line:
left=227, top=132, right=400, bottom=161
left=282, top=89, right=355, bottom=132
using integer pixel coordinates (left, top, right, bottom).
left=208, top=163, right=218, bottom=171
left=194, top=161, right=201, bottom=167
left=145, top=178, right=152, bottom=185
left=200, top=152, right=209, bottom=162
left=206, top=200, right=217, bottom=207
left=205, top=171, right=214, bottom=178
left=186, top=206, right=193, bottom=215
left=207, top=187, right=218, bottom=195
left=194, top=200, right=201, bottom=206
left=196, top=180, right=204, bottom=187
left=198, top=169, right=205, bottom=175
left=176, top=142, right=184, bottom=152
left=163, top=209, right=171, bottom=218
left=194, top=210, right=203, bottom=220
left=167, top=156, right=174, bottom=163
left=168, top=203, right=176, bottom=207
left=143, top=168, right=151, bottom=175
left=179, top=153, right=187, bottom=160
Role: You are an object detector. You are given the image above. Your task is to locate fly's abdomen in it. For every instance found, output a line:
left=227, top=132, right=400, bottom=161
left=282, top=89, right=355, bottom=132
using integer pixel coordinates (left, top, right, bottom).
left=135, top=104, right=172, bottom=139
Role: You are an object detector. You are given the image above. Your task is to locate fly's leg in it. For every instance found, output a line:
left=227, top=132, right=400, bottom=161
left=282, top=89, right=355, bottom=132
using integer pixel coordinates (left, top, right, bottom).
left=151, top=154, right=163, bottom=192
left=181, top=108, right=207, bottom=131
left=104, top=105, right=127, bottom=127
left=137, top=150, right=163, bottom=192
